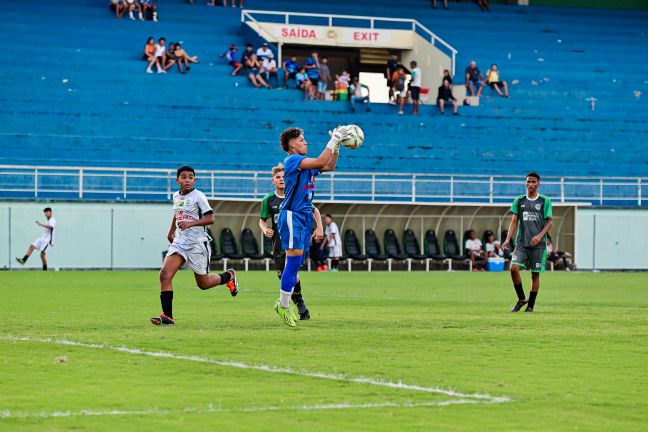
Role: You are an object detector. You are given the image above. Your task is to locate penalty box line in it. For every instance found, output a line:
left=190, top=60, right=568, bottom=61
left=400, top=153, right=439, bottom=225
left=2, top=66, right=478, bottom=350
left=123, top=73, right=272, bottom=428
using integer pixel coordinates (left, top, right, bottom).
left=3, top=336, right=512, bottom=405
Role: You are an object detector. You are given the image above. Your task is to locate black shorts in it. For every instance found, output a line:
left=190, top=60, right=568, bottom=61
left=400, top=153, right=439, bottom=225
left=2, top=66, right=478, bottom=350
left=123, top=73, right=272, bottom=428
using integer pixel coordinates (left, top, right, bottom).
left=287, top=71, right=297, bottom=79
left=489, top=81, right=504, bottom=88
left=309, top=78, right=319, bottom=86
left=511, top=246, right=547, bottom=273
left=410, top=86, right=421, bottom=101
left=437, top=98, right=456, bottom=104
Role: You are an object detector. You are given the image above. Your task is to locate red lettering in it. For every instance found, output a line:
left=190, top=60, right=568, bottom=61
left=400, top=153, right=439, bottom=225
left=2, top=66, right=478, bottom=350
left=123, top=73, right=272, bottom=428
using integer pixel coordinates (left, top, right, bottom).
left=281, top=28, right=288, bottom=37
left=280, top=27, right=318, bottom=39
left=353, top=31, right=380, bottom=41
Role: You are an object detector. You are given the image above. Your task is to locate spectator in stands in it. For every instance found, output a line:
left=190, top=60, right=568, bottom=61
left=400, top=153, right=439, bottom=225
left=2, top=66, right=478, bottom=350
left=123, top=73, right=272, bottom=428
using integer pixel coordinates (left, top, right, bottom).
left=245, top=53, right=270, bottom=88
left=349, top=78, right=371, bottom=113
left=125, top=0, right=143, bottom=20
left=317, top=56, right=331, bottom=100
left=283, top=55, right=300, bottom=88
left=110, top=0, right=127, bottom=19
left=296, top=67, right=312, bottom=100
left=465, top=61, right=485, bottom=97
left=465, top=229, right=485, bottom=271
left=261, top=55, right=279, bottom=88
left=304, top=51, right=320, bottom=98
left=443, top=69, right=453, bottom=87
left=143, top=36, right=155, bottom=61
left=437, top=78, right=458, bottom=115
left=323, top=215, right=342, bottom=272
left=310, top=236, right=328, bottom=272
left=392, top=66, right=407, bottom=115
left=222, top=0, right=244, bottom=6
left=385, top=53, right=399, bottom=105
left=140, top=0, right=158, bottom=22
left=164, top=42, right=182, bottom=73
left=174, top=43, right=199, bottom=71
left=410, top=61, right=422, bottom=115
left=547, top=235, right=572, bottom=271
left=475, top=0, right=490, bottom=12
left=432, top=0, right=449, bottom=9
left=485, top=233, right=504, bottom=258
left=486, top=64, right=510, bottom=97
left=334, top=70, right=351, bottom=101
left=220, top=44, right=242, bottom=76
left=256, top=43, right=273, bottom=62
left=241, top=43, right=255, bottom=73
left=152, top=37, right=167, bottom=74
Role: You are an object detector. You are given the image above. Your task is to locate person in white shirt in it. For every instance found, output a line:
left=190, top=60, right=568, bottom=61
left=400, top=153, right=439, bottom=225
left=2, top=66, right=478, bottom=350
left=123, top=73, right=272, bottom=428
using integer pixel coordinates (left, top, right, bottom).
left=409, top=60, right=422, bottom=115
left=152, top=37, right=167, bottom=74
left=323, top=214, right=342, bottom=271
left=151, top=166, right=239, bottom=326
left=16, top=207, right=56, bottom=271
left=465, top=229, right=485, bottom=271
left=256, top=43, right=273, bottom=61
left=261, top=56, right=278, bottom=88
left=485, top=233, right=504, bottom=258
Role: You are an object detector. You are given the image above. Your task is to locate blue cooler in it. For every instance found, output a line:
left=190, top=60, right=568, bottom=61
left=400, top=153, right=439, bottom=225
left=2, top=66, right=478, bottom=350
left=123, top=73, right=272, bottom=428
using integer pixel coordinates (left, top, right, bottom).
left=486, top=257, right=505, bottom=272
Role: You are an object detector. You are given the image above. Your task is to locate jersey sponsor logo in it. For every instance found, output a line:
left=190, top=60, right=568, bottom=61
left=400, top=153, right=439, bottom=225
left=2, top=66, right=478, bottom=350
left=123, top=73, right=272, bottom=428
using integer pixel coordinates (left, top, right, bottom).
left=521, top=204, right=525, bottom=208
left=178, top=200, right=186, bottom=207
left=522, top=211, right=539, bottom=222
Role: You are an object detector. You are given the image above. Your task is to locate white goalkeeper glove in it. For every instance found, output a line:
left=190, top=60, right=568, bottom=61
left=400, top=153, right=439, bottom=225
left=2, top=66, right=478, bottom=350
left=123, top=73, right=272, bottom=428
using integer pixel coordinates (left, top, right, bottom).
left=326, top=125, right=350, bottom=153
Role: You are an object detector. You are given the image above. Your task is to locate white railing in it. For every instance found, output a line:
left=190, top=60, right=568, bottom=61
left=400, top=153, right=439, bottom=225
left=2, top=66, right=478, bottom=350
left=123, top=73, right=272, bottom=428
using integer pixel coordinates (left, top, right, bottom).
left=0, top=165, right=645, bottom=206
left=241, top=9, right=458, bottom=75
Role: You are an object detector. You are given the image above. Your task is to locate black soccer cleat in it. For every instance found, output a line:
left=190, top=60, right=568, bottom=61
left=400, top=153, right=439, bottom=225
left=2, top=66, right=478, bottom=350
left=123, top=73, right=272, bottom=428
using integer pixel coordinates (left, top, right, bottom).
left=225, top=268, right=238, bottom=297
left=299, top=309, right=311, bottom=321
left=150, top=314, right=175, bottom=326
left=15, top=257, right=25, bottom=265
left=524, top=307, right=534, bottom=313
left=511, top=299, right=528, bottom=312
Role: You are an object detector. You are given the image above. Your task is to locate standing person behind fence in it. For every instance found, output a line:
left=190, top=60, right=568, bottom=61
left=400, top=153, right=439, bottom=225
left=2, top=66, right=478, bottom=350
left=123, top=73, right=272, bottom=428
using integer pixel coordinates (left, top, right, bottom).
left=323, top=214, right=342, bottom=272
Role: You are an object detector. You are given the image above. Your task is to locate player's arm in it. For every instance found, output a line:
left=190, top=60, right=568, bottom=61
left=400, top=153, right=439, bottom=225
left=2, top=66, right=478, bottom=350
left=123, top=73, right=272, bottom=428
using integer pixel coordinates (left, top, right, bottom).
left=36, top=221, right=52, bottom=230
left=167, top=215, right=177, bottom=244
left=259, top=218, right=273, bottom=238
left=530, top=219, right=553, bottom=246
left=502, top=214, right=518, bottom=251
left=312, top=206, right=323, bottom=241
left=298, top=127, right=349, bottom=171
left=259, top=196, right=273, bottom=238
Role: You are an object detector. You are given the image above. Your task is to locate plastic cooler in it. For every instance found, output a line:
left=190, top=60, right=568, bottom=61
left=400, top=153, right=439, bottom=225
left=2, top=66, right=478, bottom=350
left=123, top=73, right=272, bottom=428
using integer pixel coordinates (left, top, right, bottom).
left=486, top=257, right=505, bottom=272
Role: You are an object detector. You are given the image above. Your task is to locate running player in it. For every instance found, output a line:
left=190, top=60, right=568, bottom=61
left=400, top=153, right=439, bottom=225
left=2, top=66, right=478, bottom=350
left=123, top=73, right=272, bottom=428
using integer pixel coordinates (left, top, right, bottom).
left=151, top=165, right=238, bottom=326
left=502, top=172, right=553, bottom=313
left=259, top=163, right=324, bottom=320
left=274, top=126, right=350, bottom=327
left=15, top=207, right=56, bottom=271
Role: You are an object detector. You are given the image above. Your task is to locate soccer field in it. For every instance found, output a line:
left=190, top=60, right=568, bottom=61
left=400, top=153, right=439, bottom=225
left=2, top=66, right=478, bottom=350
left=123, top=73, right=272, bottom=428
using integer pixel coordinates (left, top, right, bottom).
left=1, top=271, right=646, bottom=431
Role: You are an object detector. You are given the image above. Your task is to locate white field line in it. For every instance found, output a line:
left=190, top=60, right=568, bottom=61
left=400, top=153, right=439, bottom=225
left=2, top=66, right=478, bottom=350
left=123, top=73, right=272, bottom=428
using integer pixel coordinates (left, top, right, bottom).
left=3, top=336, right=511, bottom=405
left=0, top=399, right=482, bottom=419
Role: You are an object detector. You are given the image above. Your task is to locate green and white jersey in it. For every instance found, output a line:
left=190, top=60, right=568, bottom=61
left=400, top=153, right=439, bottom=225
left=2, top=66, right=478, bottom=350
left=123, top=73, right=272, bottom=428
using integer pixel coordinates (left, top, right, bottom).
left=260, top=191, right=285, bottom=256
left=510, top=193, right=553, bottom=248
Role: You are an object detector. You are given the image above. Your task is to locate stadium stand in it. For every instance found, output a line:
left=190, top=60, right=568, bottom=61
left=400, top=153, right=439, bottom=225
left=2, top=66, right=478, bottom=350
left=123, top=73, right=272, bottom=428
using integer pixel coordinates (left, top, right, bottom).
left=0, top=0, right=646, bottom=184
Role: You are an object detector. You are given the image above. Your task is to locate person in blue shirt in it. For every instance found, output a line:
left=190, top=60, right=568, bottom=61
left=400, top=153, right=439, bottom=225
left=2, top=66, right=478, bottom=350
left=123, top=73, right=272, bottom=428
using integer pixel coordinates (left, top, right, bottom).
left=283, top=55, right=300, bottom=88
left=274, top=126, right=351, bottom=327
left=304, top=51, right=320, bottom=96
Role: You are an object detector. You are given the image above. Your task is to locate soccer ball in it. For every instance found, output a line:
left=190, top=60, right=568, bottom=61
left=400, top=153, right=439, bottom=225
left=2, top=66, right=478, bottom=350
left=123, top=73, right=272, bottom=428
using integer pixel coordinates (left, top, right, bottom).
left=341, top=125, right=364, bottom=149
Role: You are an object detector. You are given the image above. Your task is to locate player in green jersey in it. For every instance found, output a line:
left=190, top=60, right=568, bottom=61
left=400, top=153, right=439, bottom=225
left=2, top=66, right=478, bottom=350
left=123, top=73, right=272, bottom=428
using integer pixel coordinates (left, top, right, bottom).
left=502, top=173, right=553, bottom=313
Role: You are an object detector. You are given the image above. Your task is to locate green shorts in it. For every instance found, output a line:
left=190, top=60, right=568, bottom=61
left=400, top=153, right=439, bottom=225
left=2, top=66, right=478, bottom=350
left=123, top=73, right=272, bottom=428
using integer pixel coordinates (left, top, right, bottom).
left=511, top=246, right=547, bottom=273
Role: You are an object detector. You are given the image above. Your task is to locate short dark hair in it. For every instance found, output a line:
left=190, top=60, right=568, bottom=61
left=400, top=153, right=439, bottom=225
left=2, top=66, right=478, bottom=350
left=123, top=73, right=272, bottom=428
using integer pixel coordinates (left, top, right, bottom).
left=410, top=60, right=417, bottom=67
left=526, top=172, right=540, bottom=181
left=246, top=43, right=253, bottom=48
left=324, top=214, right=333, bottom=219
left=280, top=128, right=303, bottom=152
left=177, top=165, right=195, bottom=178
left=159, top=37, right=166, bottom=42
left=43, top=207, right=52, bottom=213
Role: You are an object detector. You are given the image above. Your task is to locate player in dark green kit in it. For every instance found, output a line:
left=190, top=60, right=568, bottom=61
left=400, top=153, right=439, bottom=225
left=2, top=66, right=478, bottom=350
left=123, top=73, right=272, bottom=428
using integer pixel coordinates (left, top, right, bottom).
left=259, top=163, right=324, bottom=320
left=502, top=172, right=553, bottom=312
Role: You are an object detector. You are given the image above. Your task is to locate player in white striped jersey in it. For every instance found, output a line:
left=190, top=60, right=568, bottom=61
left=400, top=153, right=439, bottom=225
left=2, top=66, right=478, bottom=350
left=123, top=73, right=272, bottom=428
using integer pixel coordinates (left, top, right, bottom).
left=151, top=166, right=239, bottom=326
left=15, top=207, right=56, bottom=271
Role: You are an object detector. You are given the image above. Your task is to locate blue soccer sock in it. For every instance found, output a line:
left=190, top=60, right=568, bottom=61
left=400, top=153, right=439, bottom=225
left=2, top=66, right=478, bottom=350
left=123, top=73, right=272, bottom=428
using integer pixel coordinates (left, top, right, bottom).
left=280, top=255, right=301, bottom=308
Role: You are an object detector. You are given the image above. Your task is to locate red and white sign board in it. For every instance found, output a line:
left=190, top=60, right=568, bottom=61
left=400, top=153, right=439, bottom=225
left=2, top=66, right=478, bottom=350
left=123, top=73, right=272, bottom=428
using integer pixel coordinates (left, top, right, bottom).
left=275, top=25, right=325, bottom=41
left=338, top=29, right=391, bottom=44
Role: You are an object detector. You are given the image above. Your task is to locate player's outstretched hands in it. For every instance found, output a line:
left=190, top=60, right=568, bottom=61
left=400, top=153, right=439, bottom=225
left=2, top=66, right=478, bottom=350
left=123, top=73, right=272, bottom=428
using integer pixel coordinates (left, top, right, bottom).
left=326, top=125, right=351, bottom=152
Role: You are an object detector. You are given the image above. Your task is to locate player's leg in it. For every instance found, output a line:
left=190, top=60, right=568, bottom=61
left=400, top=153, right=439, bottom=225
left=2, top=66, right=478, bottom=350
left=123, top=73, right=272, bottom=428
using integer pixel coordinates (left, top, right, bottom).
left=40, top=251, right=47, bottom=271
left=16, top=244, right=37, bottom=265
left=526, top=273, right=540, bottom=312
left=193, top=270, right=237, bottom=294
left=152, top=253, right=185, bottom=325
left=510, top=246, right=529, bottom=311
left=525, top=248, right=546, bottom=312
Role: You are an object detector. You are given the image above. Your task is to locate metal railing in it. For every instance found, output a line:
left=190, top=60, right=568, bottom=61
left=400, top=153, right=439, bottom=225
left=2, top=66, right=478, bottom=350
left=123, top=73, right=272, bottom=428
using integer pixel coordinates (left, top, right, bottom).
left=0, top=165, right=645, bottom=207
left=241, top=9, right=458, bottom=75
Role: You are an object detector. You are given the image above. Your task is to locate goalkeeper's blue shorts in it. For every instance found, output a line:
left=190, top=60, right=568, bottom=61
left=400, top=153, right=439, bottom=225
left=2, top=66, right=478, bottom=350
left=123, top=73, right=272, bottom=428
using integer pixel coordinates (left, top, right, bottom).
left=278, top=209, right=313, bottom=259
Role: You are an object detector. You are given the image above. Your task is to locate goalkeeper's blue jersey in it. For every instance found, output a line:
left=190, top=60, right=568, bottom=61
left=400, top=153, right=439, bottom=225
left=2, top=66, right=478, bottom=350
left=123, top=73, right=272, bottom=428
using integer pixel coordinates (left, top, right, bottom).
left=280, top=154, right=320, bottom=213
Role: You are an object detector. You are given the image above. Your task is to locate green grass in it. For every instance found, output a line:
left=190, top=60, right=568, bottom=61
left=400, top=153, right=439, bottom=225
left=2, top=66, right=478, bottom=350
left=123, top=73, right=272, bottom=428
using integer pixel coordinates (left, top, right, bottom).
left=1, top=270, right=647, bottom=431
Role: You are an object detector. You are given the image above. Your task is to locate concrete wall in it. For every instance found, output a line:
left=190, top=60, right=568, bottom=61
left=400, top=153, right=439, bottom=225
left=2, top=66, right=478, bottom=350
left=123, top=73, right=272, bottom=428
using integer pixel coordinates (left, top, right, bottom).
left=576, top=208, right=648, bottom=270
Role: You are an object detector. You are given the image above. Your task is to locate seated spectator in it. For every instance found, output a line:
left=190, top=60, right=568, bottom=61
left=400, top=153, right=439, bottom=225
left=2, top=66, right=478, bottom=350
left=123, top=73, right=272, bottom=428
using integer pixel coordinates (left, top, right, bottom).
left=143, top=36, right=155, bottom=61
left=547, top=235, right=572, bottom=271
left=261, top=56, right=279, bottom=88
left=283, top=55, right=300, bottom=88
left=296, top=67, right=313, bottom=100
left=465, top=229, right=485, bottom=271
left=174, top=43, right=199, bottom=71
left=432, top=0, right=448, bottom=9
left=391, top=66, right=407, bottom=115
left=110, top=0, right=127, bottom=19
left=465, top=61, right=485, bottom=97
left=220, top=44, right=242, bottom=76
left=164, top=42, right=181, bottom=72
left=246, top=54, right=270, bottom=88
left=124, top=0, right=143, bottom=21
left=148, top=37, right=166, bottom=74
left=349, top=78, right=371, bottom=113
left=256, top=43, right=273, bottom=62
left=486, top=64, right=510, bottom=97
left=437, top=78, right=459, bottom=115
left=317, top=56, right=331, bottom=100
left=240, top=43, right=254, bottom=73
left=475, top=0, right=490, bottom=12
left=140, top=0, right=157, bottom=22
left=485, top=233, right=504, bottom=258
left=443, top=69, right=453, bottom=87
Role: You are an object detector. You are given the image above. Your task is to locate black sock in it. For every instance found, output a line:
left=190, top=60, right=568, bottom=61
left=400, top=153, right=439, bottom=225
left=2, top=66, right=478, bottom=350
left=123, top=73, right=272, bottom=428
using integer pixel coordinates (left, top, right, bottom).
left=160, top=291, right=173, bottom=318
left=42, top=264, right=47, bottom=271
left=22, top=255, right=29, bottom=262
left=293, top=280, right=302, bottom=295
left=528, top=291, right=538, bottom=308
left=332, top=259, right=339, bottom=270
left=514, top=283, right=525, bottom=300
left=219, top=271, right=232, bottom=285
